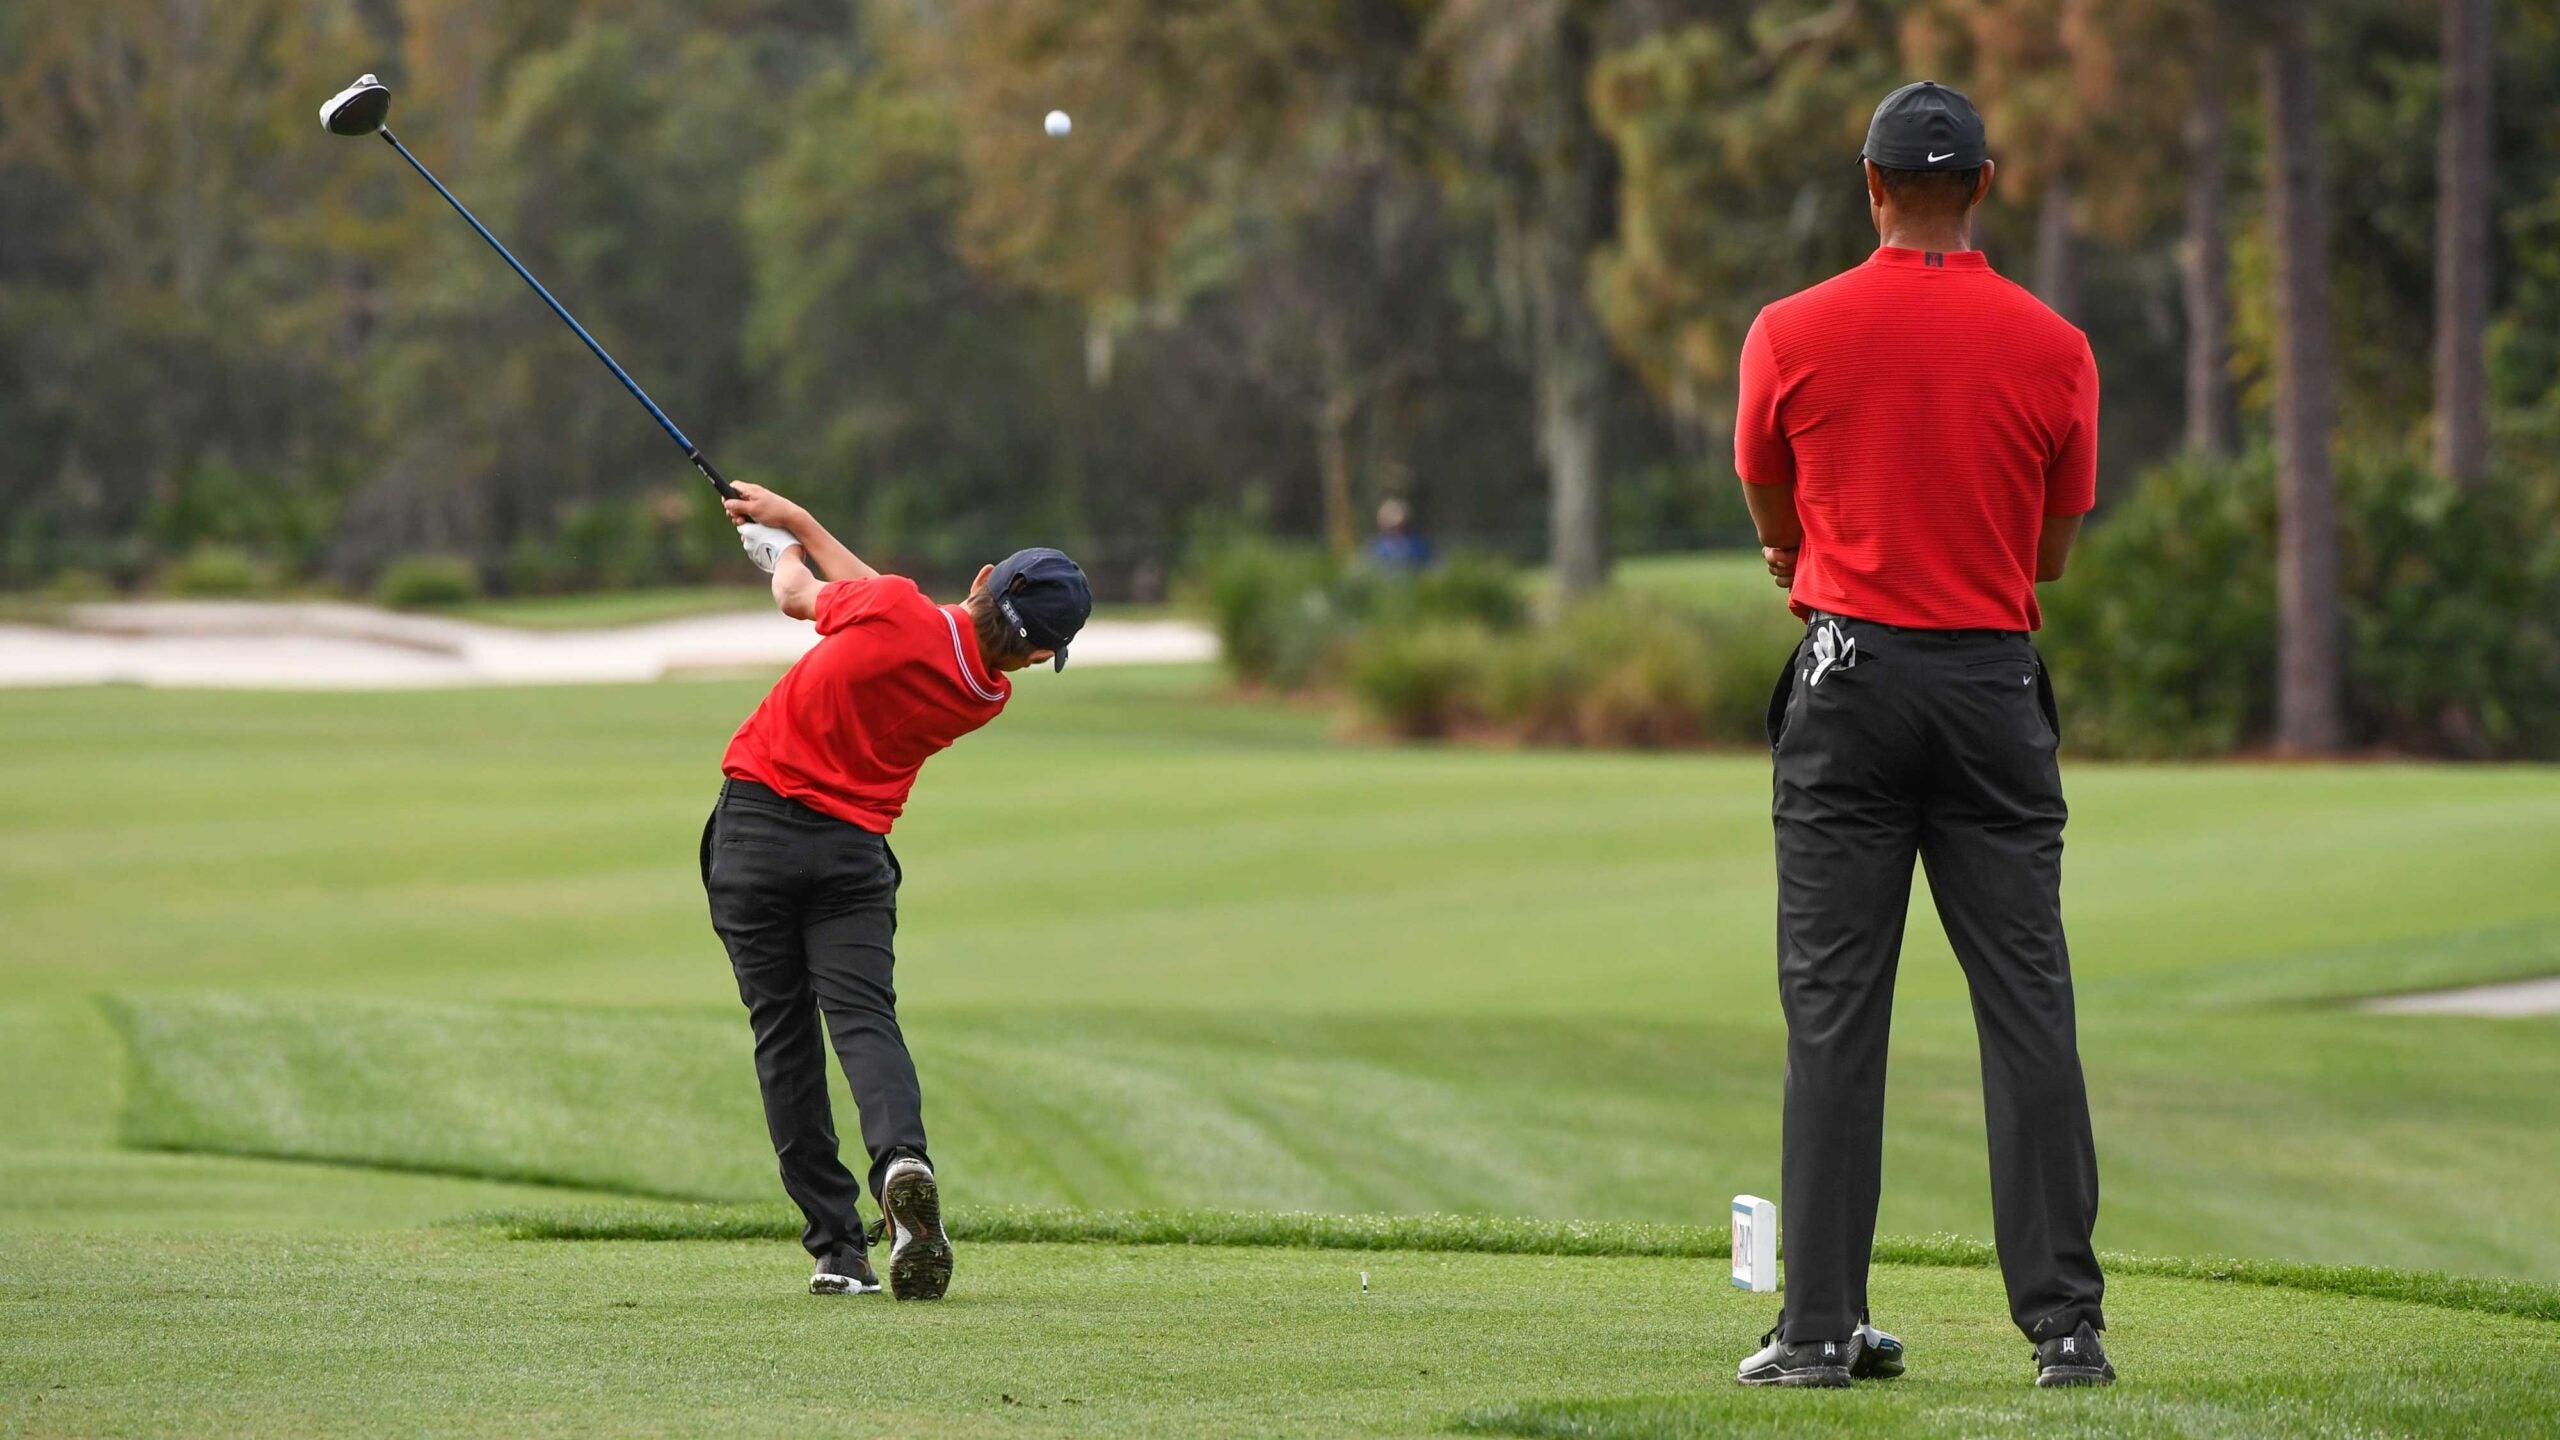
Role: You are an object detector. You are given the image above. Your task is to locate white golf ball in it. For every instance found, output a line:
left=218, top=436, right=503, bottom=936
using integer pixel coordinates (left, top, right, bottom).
left=1044, top=109, right=1072, bottom=138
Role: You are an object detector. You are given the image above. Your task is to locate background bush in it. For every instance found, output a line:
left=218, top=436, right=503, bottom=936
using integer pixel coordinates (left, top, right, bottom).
left=1347, top=623, right=1499, bottom=739
left=1193, top=542, right=1530, bottom=694
left=1485, top=597, right=1794, bottom=749
left=2034, top=453, right=2279, bottom=757
left=1342, top=585, right=1797, bottom=751
left=1194, top=542, right=1352, bottom=691
left=2041, top=447, right=2560, bottom=758
left=161, top=545, right=268, bottom=599
left=375, top=556, right=484, bottom=612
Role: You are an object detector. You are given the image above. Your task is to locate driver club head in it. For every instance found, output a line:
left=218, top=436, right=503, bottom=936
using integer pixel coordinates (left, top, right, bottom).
left=320, top=74, right=391, bottom=136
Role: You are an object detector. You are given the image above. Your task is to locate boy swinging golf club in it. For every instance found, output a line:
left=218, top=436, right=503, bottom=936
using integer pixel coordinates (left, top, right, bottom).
left=711, top=487, right=1091, bottom=1298
left=320, top=68, right=1096, bottom=1304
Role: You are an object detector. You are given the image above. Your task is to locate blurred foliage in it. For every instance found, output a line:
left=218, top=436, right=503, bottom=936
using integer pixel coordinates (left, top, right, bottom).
left=2041, top=447, right=2560, bottom=759
left=162, top=544, right=271, bottom=599
left=0, top=0, right=2555, bottom=757
left=1344, top=588, right=1797, bottom=749
left=1191, top=540, right=1529, bottom=692
left=1196, top=540, right=1350, bottom=691
left=374, top=553, right=482, bottom=610
left=1348, top=621, right=1502, bottom=739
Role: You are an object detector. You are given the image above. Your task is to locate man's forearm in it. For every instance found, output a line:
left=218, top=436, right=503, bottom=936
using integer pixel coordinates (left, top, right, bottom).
left=1741, top=480, right=1805, bottom=550
left=2035, top=512, right=2083, bottom=583
left=782, top=509, right=878, bottom=582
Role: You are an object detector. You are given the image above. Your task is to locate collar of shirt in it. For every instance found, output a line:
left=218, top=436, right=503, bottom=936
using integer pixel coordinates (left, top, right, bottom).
left=1869, top=246, right=1992, bottom=271
left=938, top=604, right=1010, bottom=705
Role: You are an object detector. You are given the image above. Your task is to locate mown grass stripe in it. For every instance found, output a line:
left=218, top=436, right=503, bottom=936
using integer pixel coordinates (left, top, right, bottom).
left=475, top=1203, right=1723, bottom=1257
left=468, top=1202, right=2560, bottom=1324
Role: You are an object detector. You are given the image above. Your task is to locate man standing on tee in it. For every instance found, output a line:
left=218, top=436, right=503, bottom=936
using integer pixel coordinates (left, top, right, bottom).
left=1730, top=82, right=2112, bottom=1389
left=708, top=482, right=1091, bottom=1301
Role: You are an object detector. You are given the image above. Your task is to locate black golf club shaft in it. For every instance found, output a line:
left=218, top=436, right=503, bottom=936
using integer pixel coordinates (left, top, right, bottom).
left=375, top=126, right=738, bottom=500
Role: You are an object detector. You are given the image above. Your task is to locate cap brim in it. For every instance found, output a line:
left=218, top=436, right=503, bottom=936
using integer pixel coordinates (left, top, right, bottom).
left=1051, top=646, right=1070, bottom=672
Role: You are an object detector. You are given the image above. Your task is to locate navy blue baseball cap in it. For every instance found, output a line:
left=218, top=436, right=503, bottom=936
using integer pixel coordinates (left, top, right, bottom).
left=989, top=547, right=1093, bottom=671
left=1862, top=81, right=1987, bottom=170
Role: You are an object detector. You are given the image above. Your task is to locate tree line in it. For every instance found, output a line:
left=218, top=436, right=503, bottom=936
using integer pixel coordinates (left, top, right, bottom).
left=3, top=0, right=2556, bottom=753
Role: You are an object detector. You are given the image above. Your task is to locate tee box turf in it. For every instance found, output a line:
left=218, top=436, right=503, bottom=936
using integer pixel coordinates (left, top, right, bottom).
left=1732, top=1194, right=1777, bottom=1292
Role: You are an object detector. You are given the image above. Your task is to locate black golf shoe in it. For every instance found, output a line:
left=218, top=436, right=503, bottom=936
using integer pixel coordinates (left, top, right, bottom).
left=809, top=1246, right=881, bottom=1296
left=879, top=1156, right=953, bottom=1301
left=2034, top=1321, right=2116, bottom=1387
left=1735, top=1329, right=1854, bottom=1387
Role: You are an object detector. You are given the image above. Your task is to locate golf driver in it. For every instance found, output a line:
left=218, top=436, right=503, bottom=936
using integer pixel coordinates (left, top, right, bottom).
left=319, top=74, right=738, bottom=500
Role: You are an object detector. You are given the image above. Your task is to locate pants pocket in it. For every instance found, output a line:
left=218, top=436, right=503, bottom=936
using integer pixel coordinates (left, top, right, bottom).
left=2033, top=658, right=2062, bottom=744
left=1765, top=646, right=1801, bottom=752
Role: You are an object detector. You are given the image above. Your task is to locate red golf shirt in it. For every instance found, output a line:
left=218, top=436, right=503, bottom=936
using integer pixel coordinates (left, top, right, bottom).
left=1735, top=247, right=2099, bottom=631
left=722, top=575, right=1010, bottom=833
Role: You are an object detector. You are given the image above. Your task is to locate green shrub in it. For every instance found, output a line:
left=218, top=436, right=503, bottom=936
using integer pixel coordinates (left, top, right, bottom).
left=505, top=532, right=569, bottom=597
left=2040, top=446, right=2560, bottom=758
left=162, top=544, right=266, bottom=598
left=2037, top=452, right=2277, bottom=757
left=1474, top=597, right=1792, bottom=753
left=1332, top=577, right=1795, bottom=751
left=1193, top=541, right=1343, bottom=690
left=1347, top=623, right=1498, bottom=739
left=44, top=570, right=116, bottom=603
left=1696, top=604, right=1805, bottom=743
left=375, top=555, right=483, bottom=611
left=2339, top=453, right=2560, bottom=756
left=1206, top=540, right=1786, bottom=748
left=1409, top=552, right=1529, bottom=630
left=1191, top=542, right=1528, bottom=692
left=1488, top=597, right=1721, bottom=748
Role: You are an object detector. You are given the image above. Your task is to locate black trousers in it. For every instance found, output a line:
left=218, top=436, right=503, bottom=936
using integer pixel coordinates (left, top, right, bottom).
left=1766, top=613, right=2104, bottom=1345
left=701, top=778, right=930, bottom=1263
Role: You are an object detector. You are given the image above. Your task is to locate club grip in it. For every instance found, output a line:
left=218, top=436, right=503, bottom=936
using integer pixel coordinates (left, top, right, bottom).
left=689, top=448, right=740, bottom=500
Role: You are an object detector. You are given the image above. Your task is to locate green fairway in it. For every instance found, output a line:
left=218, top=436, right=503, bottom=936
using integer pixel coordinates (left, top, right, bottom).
left=5, top=1234, right=2555, bottom=1439
left=2, top=669, right=2557, bottom=1434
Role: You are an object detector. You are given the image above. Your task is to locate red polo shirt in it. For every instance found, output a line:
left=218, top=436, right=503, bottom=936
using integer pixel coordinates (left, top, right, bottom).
left=1735, top=246, right=2098, bottom=631
left=721, top=575, right=1009, bottom=833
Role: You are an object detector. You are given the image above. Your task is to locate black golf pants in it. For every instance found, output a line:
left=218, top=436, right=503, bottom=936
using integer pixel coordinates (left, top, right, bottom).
left=1766, top=613, right=2104, bottom=1345
left=702, top=778, right=930, bottom=1263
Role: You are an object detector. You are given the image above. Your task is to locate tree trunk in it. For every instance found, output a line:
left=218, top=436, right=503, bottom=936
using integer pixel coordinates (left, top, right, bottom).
left=1537, top=277, right=1609, bottom=597
left=2264, top=26, right=2345, bottom=756
left=1316, top=328, right=1361, bottom=562
left=2180, top=6, right=2235, bottom=458
left=1528, top=5, right=1614, bottom=599
left=2434, top=0, right=2492, bottom=486
left=2032, top=177, right=2081, bottom=324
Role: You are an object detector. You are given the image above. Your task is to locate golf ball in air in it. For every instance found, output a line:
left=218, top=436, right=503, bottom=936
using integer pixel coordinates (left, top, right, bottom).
left=1045, top=110, right=1072, bottom=138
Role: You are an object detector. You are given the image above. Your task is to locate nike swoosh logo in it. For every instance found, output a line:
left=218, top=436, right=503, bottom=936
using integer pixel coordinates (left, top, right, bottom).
left=1927, top=151, right=1956, bottom=163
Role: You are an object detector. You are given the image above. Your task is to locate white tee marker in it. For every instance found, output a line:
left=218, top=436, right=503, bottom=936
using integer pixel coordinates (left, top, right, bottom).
left=1732, top=1194, right=1777, bottom=1292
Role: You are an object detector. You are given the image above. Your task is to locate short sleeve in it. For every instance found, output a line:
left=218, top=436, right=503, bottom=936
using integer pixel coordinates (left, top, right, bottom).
left=813, top=574, right=922, bottom=636
left=2045, top=339, right=2100, bottom=517
left=1734, top=311, right=1795, bottom=487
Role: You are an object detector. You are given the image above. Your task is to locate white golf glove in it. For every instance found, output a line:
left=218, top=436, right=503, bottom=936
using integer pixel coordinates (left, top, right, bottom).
left=737, top=523, right=799, bottom=573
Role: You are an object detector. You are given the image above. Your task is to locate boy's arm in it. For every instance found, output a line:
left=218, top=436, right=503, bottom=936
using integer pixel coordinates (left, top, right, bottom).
left=723, top=482, right=879, bottom=582
left=770, top=545, right=822, bottom=621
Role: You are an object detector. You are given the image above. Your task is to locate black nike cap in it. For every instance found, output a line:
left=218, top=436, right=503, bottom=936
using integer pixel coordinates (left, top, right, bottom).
left=988, top=546, right=1093, bottom=671
left=1862, top=80, right=1987, bottom=170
